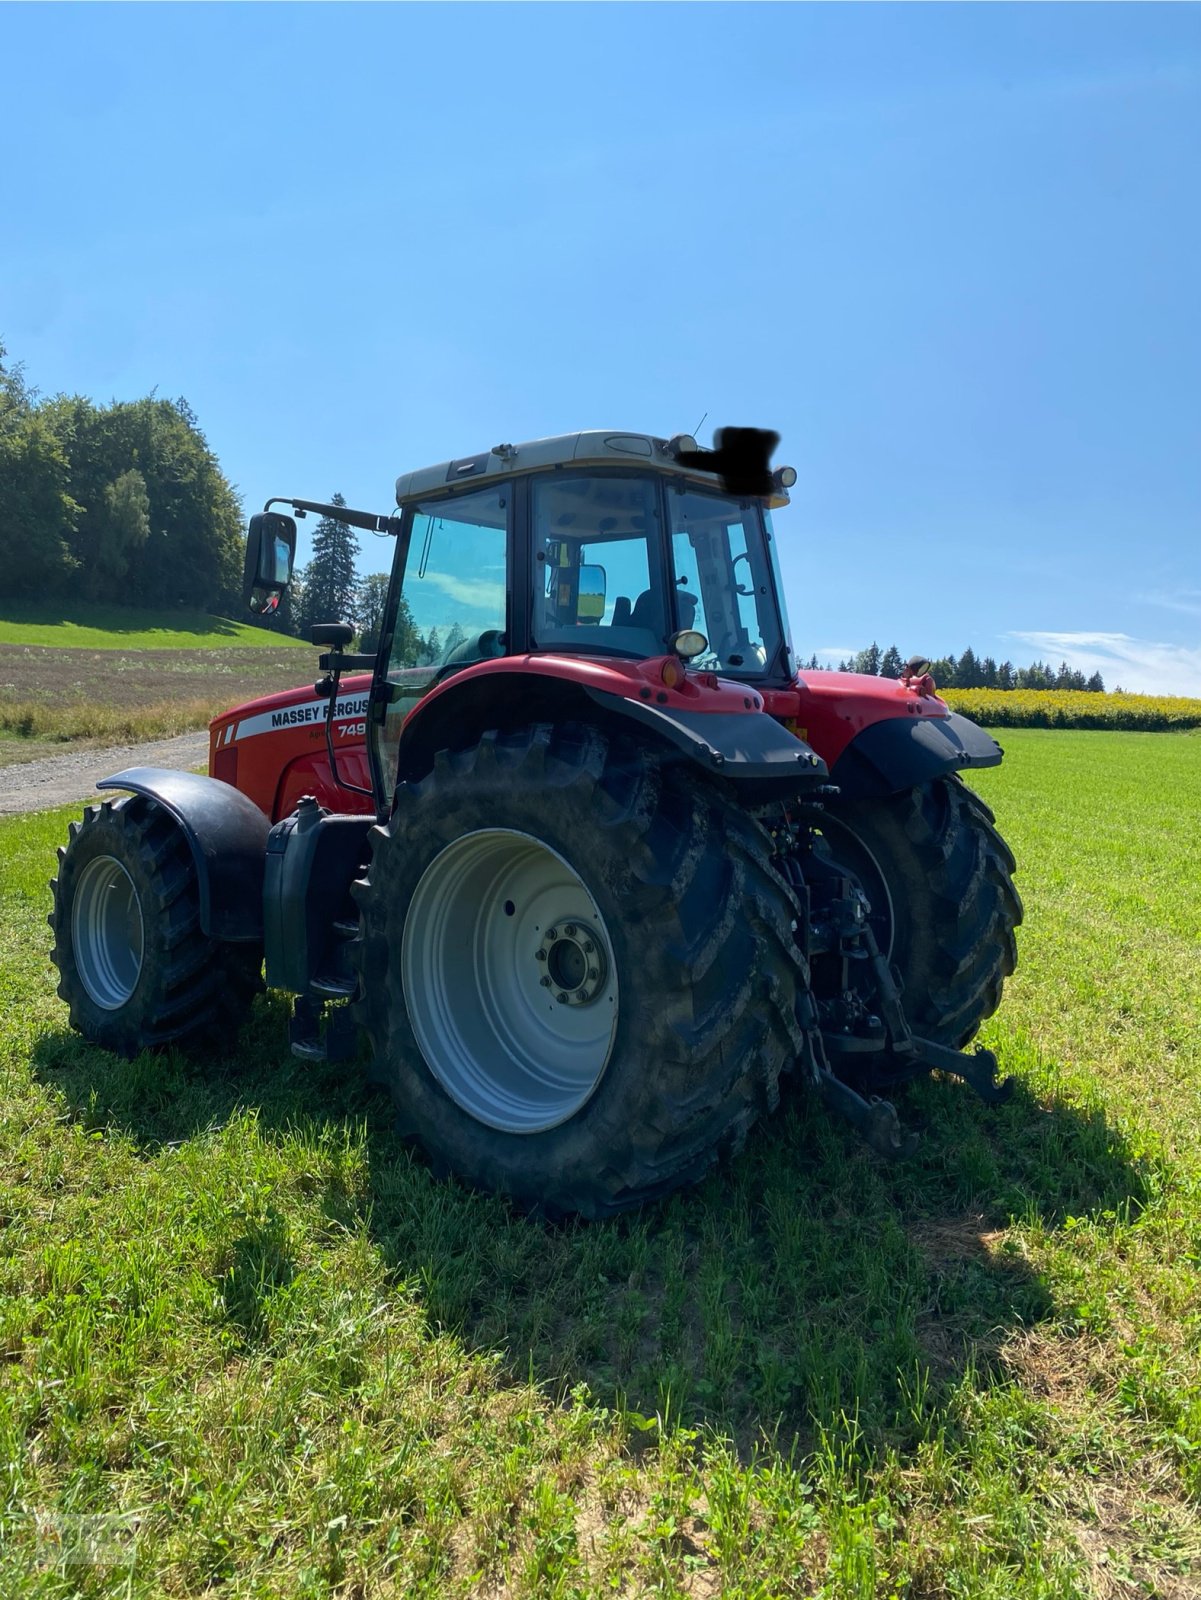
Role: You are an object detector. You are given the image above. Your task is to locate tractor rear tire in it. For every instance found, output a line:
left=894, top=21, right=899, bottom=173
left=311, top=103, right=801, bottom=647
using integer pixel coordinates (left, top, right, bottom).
left=819, top=775, right=1022, bottom=1047
left=352, top=723, right=811, bottom=1218
left=49, top=794, right=260, bottom=1057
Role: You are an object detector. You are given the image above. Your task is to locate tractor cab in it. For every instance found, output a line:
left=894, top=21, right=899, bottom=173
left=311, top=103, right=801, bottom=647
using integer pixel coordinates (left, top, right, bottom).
left=377, top=432, right=799, bottom=803
left=387, top=431, right=796, bottom=680
left=248, top=431, right=805, bottom=817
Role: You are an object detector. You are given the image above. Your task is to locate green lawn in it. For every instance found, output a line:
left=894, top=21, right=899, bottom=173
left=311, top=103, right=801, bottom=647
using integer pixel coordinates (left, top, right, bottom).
left=1, top=730, right=1198, bottom=1597
left=0, top=603, right=307, bottom=650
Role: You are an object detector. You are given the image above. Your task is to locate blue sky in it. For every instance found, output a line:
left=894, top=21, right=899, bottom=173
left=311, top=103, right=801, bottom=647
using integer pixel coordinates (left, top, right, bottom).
left=2, top=4, right=1198, bottom=691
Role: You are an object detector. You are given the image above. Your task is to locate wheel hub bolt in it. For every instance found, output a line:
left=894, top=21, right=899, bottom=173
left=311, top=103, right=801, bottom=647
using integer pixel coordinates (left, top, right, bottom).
left=535, top=918, right=609, bottom=1008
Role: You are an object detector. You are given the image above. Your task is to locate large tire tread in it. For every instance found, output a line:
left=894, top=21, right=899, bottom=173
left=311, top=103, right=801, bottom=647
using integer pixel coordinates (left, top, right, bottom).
left=353, top=722, right=811, bottom=1218
left=826, top=774, right=1022, bottom=1048
left=49, top=795, right=260, bottom=1057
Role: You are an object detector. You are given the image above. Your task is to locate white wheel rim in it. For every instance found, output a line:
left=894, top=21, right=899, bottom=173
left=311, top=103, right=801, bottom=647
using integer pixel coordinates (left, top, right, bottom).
left=71, top=855, right=145, bottom=1010
left=401, top=829, right=619, bottom=1133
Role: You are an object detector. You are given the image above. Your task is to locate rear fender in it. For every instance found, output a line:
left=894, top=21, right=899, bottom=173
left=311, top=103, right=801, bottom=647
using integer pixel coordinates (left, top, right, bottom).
left=96, top=768, right=270, bottom=941
left=830, top=712, right=1003, bottom=799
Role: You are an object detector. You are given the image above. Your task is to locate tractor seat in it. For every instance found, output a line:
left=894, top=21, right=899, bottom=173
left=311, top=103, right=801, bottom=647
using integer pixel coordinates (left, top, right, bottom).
left=629, top=590, right=661, bottom=632
left=441, top=629, right=506, bottom=669
left=628, top=589, right=699, bottom=634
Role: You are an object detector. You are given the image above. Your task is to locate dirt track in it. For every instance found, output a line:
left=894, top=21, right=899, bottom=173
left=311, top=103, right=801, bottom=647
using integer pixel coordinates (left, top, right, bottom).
left=0, top=732, right=210, bottom=817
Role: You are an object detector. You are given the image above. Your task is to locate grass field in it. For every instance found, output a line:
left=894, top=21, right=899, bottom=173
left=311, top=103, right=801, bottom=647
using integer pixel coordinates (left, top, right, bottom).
left=1, top=730, right=1199, bottom=1597
left=0, top=604, right=309, bottom=651
left=0, top=643, right=311, bottom=757
left=0, top=605, right=310, bottom=757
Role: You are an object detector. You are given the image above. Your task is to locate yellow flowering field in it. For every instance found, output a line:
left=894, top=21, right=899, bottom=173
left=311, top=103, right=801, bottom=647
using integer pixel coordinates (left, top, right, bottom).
left=942, top=687, right=1201, bottom=730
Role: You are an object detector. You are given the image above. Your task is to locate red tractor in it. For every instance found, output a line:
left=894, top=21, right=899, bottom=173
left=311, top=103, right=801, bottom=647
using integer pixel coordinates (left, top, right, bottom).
left=49, top=430, right=1021, bottom=1216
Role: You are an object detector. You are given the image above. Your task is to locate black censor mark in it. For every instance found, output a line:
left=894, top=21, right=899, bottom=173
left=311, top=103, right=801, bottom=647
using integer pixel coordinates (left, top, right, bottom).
left=676, top=427, right=781, bottom=498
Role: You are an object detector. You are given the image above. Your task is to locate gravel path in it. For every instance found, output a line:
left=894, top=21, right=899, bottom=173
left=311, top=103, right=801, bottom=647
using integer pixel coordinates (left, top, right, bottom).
left=0, top=731, right=210, bottom=817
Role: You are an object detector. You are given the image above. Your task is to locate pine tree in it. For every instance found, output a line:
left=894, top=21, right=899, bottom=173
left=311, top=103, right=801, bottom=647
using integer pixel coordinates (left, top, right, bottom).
left=879, top=644, right=904, bottom=679
left=997, top=660, right=1015, bottom=690
left=298, top=493, right=359, bottom=633
left=955, top=647, right=982, bottom=688
left=391, top=595, right=420, bottom=667
left=853, top=642, right=882, bottom=675
left=1086, top=671, right=1105, bottom=693
left=928, top=657, right=955, bottom=687
left=420, top=626, right=443, bottom=667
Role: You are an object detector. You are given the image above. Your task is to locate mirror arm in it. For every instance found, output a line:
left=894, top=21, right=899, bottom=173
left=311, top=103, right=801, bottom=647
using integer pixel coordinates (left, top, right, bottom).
left=265, top=497, right=403, bottom=537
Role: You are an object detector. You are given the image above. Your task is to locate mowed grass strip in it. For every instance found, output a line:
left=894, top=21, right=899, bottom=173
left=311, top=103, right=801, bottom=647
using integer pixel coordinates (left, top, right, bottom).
left=0, top=731, right=1198, bottom=1597
left=0, top=642, right=313, bottom=755
left=0, top=603, right=309, bottom=651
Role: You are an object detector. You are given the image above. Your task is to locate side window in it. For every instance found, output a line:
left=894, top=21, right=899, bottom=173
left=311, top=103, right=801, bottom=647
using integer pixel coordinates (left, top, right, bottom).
left=374, top=486, right=508, bottom=796
left=669, top=489, right=773, bottom=672
left=531, top=475, right=668, bottom=655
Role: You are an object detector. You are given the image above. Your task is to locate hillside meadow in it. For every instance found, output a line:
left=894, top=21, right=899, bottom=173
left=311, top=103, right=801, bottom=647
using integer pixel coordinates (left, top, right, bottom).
left=0, top=606, right=310, bottom=758
left=0, top=728, right=1199, bottom=1596
left=0, top=604, right=308, bottom=652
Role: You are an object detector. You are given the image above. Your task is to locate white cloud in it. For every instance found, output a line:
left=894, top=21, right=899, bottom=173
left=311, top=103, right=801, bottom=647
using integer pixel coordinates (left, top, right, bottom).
left=414, top=570, right=506, bottom=615
left=1137, top=589, right=1201, bottom=621
left=1008, top=631, right=1201, bottom=697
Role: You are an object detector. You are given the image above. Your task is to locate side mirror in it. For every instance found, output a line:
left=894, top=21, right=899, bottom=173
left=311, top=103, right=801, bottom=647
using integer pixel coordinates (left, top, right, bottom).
left=577, top=563, right=607, bottom=624
left=243, top=512, right=297, bottom=615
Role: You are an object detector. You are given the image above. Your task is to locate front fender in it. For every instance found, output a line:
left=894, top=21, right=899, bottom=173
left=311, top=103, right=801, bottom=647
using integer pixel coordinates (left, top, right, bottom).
left=96, top=768, right=270, bottom=941
left=830, top=712, right=1003, bottom=799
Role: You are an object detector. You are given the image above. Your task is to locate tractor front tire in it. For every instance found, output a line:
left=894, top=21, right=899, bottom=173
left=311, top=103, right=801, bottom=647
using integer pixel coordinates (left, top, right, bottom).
left=353, top=723, right=811, bottom=1218
left=819, top=774, right=1022, bottom=1047
left=49, top=794, right=259, bottom=1057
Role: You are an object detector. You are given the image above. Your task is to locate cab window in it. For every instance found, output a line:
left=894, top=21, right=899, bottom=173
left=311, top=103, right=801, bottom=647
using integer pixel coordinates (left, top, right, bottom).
left=531, top=475, right=668, bottom=656
left=374, top=485, right=509, bottom=797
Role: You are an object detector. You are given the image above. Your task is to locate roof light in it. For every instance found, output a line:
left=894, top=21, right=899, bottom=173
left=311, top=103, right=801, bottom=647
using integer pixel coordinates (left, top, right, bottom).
left=773, top=465, right=798, bottom=490
left=666, top=434, right=698, bottom=459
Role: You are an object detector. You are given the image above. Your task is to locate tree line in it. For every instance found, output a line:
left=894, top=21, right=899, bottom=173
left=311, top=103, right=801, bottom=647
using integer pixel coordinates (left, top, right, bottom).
left=0, top=341, right=244, bottom=612
left=800, top=642, right=1106, bottom=693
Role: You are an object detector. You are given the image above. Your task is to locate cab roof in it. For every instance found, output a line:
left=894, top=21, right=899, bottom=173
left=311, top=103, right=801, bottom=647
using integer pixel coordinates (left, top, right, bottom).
left=395, top=430, right=728, bottom=507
